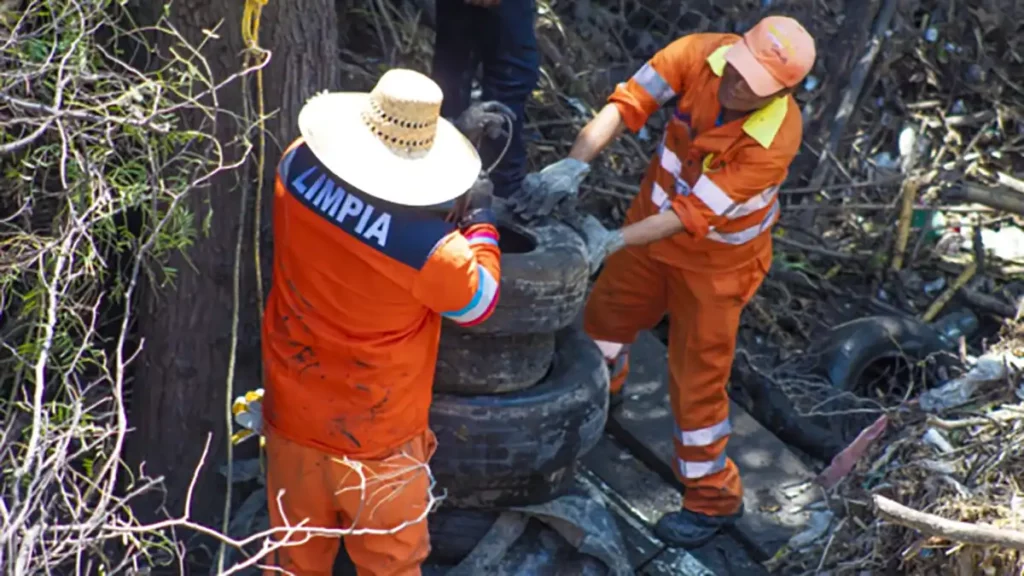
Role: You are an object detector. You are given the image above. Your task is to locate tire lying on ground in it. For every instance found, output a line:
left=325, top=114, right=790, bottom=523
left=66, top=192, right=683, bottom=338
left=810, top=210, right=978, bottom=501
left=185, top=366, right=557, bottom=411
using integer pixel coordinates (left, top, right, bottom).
left=812, top=315, right=957, bottom=394
left=435, top=329, right=555, bottom=394
left=457, top=207, right=589, bottom=335
left=429, top=326, right=608, bottom=508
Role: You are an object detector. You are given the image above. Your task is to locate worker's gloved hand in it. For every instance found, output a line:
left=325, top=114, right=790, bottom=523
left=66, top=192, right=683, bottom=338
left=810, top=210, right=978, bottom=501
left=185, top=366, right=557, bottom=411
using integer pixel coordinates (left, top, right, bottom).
left=453, top=172, right=496, bottom=228
left=507, top=158, right=591, bottom=222
left=454, top=101, right=515, bottom=143
left=578, top=214, right=625, bottom=275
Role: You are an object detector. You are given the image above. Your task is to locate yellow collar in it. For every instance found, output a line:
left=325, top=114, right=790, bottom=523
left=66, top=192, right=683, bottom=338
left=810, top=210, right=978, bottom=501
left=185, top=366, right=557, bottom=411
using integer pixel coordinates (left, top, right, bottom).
left=706, top=44, right=788, bottom=149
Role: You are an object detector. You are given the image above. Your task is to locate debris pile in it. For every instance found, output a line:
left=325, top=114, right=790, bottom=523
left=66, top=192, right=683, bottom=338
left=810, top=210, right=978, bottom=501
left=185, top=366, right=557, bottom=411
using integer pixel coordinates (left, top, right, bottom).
left=769, top=349, right=1024, bottom=575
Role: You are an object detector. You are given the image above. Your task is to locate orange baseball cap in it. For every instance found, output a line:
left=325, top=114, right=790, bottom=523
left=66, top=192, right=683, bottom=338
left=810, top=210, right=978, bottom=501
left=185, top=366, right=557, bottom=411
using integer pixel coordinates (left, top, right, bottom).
left=725, top=16, right=816, bottom=97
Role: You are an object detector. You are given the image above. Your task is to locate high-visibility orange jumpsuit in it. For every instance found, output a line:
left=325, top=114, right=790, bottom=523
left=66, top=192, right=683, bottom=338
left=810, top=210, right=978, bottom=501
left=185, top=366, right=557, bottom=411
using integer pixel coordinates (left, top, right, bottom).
left=261, top=138, right=501, bottom=575
left=584, top=33, right=803, bottom=517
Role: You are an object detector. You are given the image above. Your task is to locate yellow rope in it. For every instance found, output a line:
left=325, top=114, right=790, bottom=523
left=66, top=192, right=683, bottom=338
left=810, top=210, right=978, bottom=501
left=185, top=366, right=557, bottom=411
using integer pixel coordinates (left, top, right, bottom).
left=218, top=0, right=269, bottom=572
left=242, top=0, right=268, bottom=319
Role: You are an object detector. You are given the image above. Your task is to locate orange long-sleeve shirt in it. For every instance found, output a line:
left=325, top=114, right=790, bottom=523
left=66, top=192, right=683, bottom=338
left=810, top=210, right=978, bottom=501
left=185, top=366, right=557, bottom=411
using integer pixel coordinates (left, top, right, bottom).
left=610, top=33, right=803, bottom=272
left=262, top=138, right=501, bottom=458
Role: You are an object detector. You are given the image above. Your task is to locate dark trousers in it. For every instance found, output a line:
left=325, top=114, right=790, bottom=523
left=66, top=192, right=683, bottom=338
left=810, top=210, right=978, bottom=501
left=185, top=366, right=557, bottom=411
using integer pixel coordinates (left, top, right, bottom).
left=432, top=0, right=540, bottom=198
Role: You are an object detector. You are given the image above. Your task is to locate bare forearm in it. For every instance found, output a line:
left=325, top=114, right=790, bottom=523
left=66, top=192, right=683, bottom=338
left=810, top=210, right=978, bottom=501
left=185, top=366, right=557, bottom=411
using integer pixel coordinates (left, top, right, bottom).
left=568, top=104, right=627, bottom=163
left=620, top=211, right=685, bottom=246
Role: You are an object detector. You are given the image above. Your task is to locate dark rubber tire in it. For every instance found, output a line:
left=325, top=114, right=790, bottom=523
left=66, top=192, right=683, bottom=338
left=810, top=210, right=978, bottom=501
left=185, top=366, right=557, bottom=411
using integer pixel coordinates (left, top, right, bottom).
left=812, top=315, right=955, bottom=393
left=733, top=315, right=960, bottom=462
left=427, top=508, right=500, bottom=563
left=429, top=326, right=608, bottom=508
left=434, top=329, right=554, bottom=395
left=455, top=206, right=589, bottom=335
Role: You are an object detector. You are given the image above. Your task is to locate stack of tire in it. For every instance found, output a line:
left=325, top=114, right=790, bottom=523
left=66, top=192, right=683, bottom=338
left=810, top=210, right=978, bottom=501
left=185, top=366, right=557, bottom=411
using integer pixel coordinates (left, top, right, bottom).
left=427, top=207, right=609, bottom=530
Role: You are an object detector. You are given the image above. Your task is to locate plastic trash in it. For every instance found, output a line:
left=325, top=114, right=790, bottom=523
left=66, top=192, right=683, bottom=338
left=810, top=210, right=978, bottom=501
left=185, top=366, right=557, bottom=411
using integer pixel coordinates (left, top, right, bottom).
left=922, top=428, right=955, bottom=454
left=919, top=353, right=1018, bottom=412
left=930, top=309, right=980, bottom=348
left=787, top=510, right=834, bottom=549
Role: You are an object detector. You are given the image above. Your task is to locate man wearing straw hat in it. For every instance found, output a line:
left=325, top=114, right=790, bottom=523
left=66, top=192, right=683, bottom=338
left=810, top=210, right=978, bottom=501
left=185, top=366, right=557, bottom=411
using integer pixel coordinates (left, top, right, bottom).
left=259, top=69, right=507, bottom=575
left=507, top=16, right=816, bottom=547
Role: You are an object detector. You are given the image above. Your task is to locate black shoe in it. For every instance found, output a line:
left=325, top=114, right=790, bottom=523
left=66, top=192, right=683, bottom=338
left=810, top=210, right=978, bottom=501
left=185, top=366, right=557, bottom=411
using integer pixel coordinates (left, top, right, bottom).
left=654, top=505, right=745, bottom=549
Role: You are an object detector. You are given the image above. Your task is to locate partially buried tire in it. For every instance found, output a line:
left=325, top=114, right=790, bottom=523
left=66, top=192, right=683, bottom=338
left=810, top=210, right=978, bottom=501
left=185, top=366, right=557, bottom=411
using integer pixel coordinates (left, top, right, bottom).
left=429, top=326, right=608, bottom=508
left=434, top=329, right=554, bottom=394
left=454, top=207, right=588, bottom=335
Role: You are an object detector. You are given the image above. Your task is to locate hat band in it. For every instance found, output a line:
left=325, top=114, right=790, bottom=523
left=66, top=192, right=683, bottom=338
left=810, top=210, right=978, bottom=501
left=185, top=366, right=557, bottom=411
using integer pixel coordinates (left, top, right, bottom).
left=361, top=97, right=437, bottom=157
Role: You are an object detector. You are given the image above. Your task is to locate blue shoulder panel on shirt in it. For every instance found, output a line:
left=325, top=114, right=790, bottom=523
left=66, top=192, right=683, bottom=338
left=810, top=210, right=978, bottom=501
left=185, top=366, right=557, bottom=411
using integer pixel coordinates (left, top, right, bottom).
left=281, top=144, right=457, bottom=271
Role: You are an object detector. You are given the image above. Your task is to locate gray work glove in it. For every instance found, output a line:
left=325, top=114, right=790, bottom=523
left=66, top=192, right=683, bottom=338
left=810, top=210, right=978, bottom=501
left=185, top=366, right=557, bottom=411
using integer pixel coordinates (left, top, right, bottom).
left=578, top=214, right=625, bottom=276
left=454, top=101, right=515, bottom=144
left=507, top=158, right=591, bottom=222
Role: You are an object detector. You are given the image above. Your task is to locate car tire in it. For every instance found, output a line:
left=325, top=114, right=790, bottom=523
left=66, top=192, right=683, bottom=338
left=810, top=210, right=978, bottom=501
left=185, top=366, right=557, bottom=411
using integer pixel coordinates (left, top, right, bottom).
left=455, top=207, right=588, bottom=335
left=813, top=315, right=955, bottom=394
left=434, top=329, right=555, bottom=395
left=427, top=508, right=500, bottom=563
left=429, top=326, right=608, bottom=508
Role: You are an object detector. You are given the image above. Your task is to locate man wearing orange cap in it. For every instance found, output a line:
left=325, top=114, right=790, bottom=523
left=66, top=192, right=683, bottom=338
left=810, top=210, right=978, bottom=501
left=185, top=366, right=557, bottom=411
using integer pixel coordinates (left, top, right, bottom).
left=508, top=16, right=816, bottom=547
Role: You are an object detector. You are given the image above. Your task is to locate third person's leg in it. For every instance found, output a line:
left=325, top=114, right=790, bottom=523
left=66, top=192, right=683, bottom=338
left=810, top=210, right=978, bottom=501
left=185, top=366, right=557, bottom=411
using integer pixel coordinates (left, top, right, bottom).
left=432, top=0, right=480, bottom=120
left=476, top=0, right=540, bottom=197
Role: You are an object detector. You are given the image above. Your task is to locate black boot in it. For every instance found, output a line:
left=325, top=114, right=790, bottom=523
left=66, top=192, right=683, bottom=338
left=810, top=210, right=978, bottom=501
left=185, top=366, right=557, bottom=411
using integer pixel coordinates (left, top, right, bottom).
left=654, top=505, right=745, bottom=548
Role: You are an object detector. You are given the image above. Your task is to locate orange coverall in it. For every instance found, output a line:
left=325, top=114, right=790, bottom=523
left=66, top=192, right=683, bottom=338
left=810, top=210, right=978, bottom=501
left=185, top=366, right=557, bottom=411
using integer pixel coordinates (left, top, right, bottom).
left=261, top=138, right=501, bottom=575
left=584, top=33, right=802, bottom=517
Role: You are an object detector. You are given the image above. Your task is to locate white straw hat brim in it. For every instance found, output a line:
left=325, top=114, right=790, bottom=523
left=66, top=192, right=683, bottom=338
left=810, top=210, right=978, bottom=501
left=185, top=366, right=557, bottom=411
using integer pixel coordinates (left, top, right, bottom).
left=298, top=92, right=482, bottom=207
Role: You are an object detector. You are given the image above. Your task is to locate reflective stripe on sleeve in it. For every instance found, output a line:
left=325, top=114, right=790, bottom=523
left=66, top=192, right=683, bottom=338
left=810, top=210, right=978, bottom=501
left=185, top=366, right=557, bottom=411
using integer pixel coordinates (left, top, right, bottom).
left=464, top=228, right=499, bottom=248
left=442, top=264, right=499, bottom=326
left=706, top=199, right=780, bottom=244
left=632, top=63, right=676, bottom=105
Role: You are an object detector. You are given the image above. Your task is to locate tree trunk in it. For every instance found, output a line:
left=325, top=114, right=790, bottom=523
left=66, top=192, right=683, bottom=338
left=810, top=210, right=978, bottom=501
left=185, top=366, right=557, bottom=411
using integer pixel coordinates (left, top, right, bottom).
left=126, top=0, right=341, bottom=526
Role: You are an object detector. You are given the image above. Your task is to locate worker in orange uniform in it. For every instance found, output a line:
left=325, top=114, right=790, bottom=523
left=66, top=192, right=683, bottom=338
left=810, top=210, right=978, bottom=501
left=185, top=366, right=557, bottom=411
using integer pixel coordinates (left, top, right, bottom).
left=508, top=16, right=816, bottom=547
left=261, top=69, right=509, bottom=575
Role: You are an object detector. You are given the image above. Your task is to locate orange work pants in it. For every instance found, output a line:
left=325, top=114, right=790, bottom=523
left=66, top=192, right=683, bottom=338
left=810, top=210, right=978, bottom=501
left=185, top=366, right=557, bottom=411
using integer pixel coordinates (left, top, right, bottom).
left=262, top=425, right=437, bottom=576
left=583, top=244, right=769, bottom=517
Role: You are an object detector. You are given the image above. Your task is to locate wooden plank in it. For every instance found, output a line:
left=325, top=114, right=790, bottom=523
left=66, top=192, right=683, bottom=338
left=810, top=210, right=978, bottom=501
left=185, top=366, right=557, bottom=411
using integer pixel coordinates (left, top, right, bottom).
left=639, top=548, right=718, bottom=576
left=574, top=468, right=665, bottom=571
left=582, top=435, right=766, bottom=575
left=606, top=331, right=818, bottom=561
left=575, top=470, right=714, bottom=576
left=580, top=435, right=681, bottom=523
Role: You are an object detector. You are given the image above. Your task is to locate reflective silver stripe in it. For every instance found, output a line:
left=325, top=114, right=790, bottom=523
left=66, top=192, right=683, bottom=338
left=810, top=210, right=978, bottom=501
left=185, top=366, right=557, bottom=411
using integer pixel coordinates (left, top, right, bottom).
left=658, top=138, right=682, bottom=174
left=706, top=199, right=780, bottom=244
left=726, top=185, right=779, bottom=218
left=651, top=182, right=672, bottom=212
left=632, top=63, right=675, bottom=105
left=691, top=175, right=734, bottom=216
left=659, top=140, right=782, bottom=221
left=678, top=453, right=728, bottom=479
left=677, top=419, right=732, bottom=447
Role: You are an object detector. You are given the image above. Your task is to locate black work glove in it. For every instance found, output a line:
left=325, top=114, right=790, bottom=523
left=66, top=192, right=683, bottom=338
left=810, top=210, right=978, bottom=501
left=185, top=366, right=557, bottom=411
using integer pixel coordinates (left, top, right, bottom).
left=454, top=101, right=516, bottom=144
left=450, top=172, right=496, bottom=229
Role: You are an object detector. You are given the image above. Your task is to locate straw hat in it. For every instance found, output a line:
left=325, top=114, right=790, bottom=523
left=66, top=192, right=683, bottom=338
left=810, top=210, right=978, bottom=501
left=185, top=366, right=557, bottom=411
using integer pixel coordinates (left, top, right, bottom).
left=297, top=69, right=482, bottom=207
